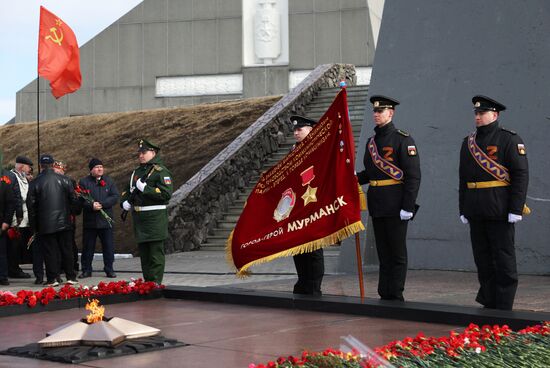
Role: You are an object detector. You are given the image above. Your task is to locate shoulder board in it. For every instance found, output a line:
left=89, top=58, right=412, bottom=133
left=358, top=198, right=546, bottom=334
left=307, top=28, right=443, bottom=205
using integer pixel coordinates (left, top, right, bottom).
left=397, top=129, right=409, bottom=137
left=153, top=164, right=163, bottom=172
left=500, top=127, right=517, bottom=135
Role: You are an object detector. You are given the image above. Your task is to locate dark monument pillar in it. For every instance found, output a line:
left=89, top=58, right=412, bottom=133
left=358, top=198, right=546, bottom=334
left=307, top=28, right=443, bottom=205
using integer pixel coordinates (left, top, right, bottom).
left=356, top=0, right=550, bottom=273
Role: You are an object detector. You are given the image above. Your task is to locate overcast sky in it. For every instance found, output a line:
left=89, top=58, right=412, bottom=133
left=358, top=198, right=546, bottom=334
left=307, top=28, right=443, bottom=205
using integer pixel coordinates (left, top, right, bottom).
left=0, top=0, right=142, bottom=124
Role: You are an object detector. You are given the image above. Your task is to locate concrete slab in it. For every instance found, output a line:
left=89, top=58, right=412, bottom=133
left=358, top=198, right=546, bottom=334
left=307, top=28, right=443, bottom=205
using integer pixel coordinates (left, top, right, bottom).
left=5, top=250, right=549, bottom=313
left=0, top=299, right=459, bottom=368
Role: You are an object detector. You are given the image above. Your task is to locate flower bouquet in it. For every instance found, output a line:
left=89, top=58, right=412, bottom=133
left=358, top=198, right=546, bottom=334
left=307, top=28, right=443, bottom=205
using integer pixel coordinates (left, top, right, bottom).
left=75, top=184, right=114, bottom=227
left=250, top=322, right=550, bottom=368
left=7, top=227, right=21, bottom=240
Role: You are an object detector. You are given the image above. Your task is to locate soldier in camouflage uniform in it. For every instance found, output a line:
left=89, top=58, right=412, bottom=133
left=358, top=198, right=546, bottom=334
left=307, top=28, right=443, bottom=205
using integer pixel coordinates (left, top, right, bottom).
left=121, top=139, right=173, bottom=284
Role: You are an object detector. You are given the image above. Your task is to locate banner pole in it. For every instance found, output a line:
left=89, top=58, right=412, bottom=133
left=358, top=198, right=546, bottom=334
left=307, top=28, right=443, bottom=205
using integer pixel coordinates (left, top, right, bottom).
left=355, top=233, right=365, bottom=299
left=36, top=73, right=40, bottom=173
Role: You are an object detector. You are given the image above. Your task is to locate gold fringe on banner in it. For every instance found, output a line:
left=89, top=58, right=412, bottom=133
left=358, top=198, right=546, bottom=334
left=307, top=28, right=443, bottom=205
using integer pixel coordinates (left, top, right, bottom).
left=358, top=183, right=367, bottom=211
left=228, top=221, right=365, bottom=278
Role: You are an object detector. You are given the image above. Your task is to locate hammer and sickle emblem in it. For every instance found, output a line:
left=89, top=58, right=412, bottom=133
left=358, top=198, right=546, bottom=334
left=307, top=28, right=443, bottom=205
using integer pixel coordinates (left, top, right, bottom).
left=45, top=24, right=64, bottom=46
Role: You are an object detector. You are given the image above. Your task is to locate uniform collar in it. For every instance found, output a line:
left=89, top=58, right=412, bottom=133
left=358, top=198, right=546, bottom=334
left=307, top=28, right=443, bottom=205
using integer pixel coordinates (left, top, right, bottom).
left=476, top=120, right=499, bottom=136
left=374, top=121, right=395, bottom=136
left=141, top=155, right=162, bottom=167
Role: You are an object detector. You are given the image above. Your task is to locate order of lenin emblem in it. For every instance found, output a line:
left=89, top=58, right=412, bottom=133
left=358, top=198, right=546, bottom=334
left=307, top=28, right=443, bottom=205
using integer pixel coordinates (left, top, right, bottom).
left=273, top=188, right=296, bottom=222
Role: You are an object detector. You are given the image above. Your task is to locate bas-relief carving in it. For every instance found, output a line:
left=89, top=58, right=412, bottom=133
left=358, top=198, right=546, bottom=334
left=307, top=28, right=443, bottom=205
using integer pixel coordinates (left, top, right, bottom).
left=254, top=0, right=281, bottom=64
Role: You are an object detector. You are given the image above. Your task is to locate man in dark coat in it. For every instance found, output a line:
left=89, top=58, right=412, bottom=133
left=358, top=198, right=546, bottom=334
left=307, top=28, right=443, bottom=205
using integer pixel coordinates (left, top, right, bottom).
left=27, top=154, right=79, bottom=287
left=78, top=158, right=119, bottom=278
left=52, top=160, right=82, bottom=280
left=357, top=95, right=421, bottom=301
left=459, top=95, right=529, bottom=310
left=121, top=140, right=173, bottom=284
left=0, top=148, right=16, bottom=285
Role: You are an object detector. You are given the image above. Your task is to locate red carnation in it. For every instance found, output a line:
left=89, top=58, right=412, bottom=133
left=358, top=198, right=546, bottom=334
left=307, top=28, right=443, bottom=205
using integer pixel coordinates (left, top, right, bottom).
left=99, top=179, right=106, bottom=187
left=27, top=295, right=37, bottom=307
left=7, top=228, right=21, bottom=240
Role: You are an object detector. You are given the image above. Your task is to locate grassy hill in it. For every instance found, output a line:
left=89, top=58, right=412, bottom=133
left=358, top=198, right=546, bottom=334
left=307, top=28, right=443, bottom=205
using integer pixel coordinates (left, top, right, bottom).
left=0, top=95, right=281, bottom=254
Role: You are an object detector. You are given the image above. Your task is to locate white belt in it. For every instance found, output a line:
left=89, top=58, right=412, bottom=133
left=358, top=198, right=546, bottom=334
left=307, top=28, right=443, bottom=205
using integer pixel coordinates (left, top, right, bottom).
left=134, top=205, right=166, bottom=212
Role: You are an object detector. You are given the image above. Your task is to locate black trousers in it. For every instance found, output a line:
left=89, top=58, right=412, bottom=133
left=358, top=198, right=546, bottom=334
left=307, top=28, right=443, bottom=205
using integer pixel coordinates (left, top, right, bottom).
left=32, top=235, right=44, bottom=279
left=81, top=228, right=114, bottom=274
left=0, top=233, right=7, bottom=280
left=6, top=232, right=23, bottom=276
left=41, top=230, right=75, bottom=282
left=469, top=220, right=517, bottom=310
left=372, top=216, right=408, bottom=301
left=6, top=227, right=33, bottom=275
left=293, top=249, right=324, bottom=295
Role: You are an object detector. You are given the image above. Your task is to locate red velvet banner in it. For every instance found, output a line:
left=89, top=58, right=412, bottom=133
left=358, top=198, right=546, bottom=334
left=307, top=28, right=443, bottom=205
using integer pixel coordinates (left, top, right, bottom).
left=228, top=88, right=364, bottom=275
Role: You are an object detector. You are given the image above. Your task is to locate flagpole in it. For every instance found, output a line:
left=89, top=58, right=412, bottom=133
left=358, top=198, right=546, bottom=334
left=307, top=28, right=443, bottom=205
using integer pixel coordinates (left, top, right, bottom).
left=355, top=233, right=365, bottom=299
left=36, top=74, right=40, bottom=173
left=339, top=79, right=366, bottom=300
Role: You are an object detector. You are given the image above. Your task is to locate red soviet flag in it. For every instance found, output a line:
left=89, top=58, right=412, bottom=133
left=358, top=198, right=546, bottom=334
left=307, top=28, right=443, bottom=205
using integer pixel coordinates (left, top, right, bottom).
left=38, top=6, right=82, bottom=98
left=228, top=88, right=364, bottom=276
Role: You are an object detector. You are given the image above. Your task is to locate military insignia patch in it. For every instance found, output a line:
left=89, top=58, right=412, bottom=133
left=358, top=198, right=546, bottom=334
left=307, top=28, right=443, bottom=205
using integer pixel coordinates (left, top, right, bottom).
left=273, top=188, right=296, bottom=222
left=163, top=176, right=172, bottom=184
left=517, top=144, right=526, bottom=155
left=407, top=145, right=417, bottom=156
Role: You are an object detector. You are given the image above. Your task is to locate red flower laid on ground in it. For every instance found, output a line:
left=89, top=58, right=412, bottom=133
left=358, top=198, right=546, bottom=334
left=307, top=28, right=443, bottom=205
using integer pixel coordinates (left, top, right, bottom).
left=0, top=279, right=163, bottom=308
left=251, top=322, right=550, bottom=368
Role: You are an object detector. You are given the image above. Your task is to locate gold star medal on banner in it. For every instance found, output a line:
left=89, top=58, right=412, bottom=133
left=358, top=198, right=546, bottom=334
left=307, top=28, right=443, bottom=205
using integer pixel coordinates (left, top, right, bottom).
left=300, top=166, right=318, bottom=206
left=301, top=185, right=317, bottom=206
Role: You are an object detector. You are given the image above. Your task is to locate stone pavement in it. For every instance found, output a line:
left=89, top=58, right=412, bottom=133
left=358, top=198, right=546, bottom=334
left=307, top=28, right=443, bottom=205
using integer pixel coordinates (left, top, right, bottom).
left=4, top=248, right=549, bottom=313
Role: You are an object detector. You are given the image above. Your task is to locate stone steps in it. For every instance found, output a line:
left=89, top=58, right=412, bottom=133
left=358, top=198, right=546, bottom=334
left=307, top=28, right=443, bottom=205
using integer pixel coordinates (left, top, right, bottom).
left=200, top=84, right=369, bottom=251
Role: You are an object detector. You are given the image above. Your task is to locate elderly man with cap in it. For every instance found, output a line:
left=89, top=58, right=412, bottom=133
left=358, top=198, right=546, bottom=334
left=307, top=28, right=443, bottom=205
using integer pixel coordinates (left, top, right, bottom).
left=78, top=158, right=119, bottom=279
left=5, top=156, right=34, bottom=280
left=459, top=95, right=529, bottom=310
left=52, top=160, right=83, bottom=280
left=0, top=148, right=16, bottom=285
left=27, top=154, right=79, bottom=287
left=121, top=139, right=173, bottom=284
left=356, top=95, right=421, bottom=301
left=289, top=115, right=325, bottom=295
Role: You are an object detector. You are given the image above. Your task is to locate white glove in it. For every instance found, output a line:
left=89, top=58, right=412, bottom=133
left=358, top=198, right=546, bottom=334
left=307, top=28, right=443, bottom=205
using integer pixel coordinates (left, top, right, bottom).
left=400, top=209, right=413, bottom=221
left=135, top=179, right=146, bottom=192
left=508, top=213, right=522, bottom=223
left=460, top=215, right=469, bottom=224
left=122, top=201, right=132, bottom=211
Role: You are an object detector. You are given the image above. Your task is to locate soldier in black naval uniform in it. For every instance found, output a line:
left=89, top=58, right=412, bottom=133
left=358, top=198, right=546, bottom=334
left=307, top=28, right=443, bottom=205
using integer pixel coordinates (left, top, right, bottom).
left=356, top=95, right=421, bottom=301
left=459, top=95, right=529, bottom=310
left=290, top=115, right=324, bottom=295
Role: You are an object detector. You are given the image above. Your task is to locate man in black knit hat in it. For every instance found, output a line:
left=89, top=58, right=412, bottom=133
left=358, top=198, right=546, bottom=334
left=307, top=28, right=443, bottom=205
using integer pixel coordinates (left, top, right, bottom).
left=78, top=158, right=119, bottom=279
